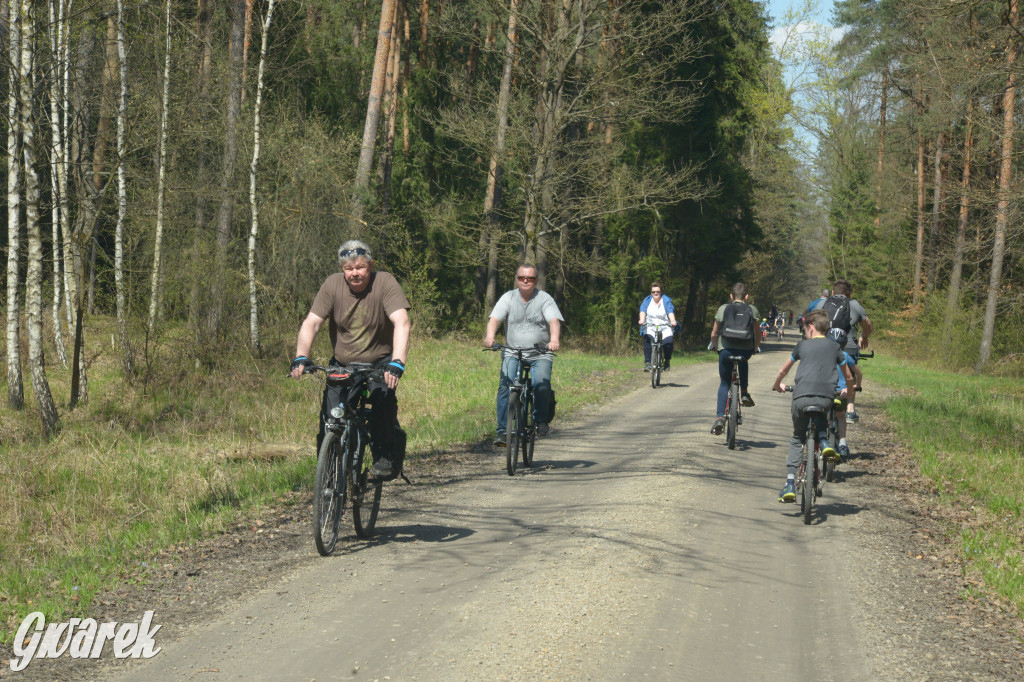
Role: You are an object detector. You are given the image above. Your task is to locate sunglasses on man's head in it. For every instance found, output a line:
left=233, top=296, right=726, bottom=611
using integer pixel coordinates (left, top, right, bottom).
left=517, top=276, right=537, bottom=282
left=339, top=247, right=371, bottom=259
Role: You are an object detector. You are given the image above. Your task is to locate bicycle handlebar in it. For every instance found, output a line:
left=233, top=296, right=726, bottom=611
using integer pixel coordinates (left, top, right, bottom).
left=483, top=343, right=557, bottom=356
left=290, top=363, right=385, bottom=382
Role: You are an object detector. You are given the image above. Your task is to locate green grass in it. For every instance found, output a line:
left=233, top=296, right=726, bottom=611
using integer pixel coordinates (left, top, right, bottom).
left=0, top=326, right=682, bottom=642
left=871, top=352, right=1024, bottom=613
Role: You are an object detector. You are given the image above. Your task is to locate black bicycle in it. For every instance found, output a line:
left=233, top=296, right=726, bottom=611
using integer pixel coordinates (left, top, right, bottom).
left=302, top=364, right=386, bottom=554
left=645, top=324, right=665, bottom=388
left=486, top=344, right=552, bottom=476
left=723, top=354, right=746, bottom=450
left=785, top=386, right=832, bottom=524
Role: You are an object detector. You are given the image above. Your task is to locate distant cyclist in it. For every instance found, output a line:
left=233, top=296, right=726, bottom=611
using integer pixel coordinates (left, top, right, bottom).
left=638, top=282, right=678, bottom=372
left=709, top=283, right=760, bottom=435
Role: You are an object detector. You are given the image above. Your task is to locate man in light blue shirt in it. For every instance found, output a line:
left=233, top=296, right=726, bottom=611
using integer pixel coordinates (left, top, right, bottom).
left=483, top=264, right=564, bottom=445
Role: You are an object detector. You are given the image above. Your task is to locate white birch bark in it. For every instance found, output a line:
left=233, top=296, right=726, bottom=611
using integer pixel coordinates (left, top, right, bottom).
left=114, top=0, right=133, bottom=376
left=21, top=0, right=59, bottom=435
left=60, top=0, right=74, bottom=331
left=148, top=0, right=172, bottom=336
left=6, top=0, right=23, bottom=409
left=47, top=0, right=67, bottom=367
left=247, top=0, right=276, bottom=352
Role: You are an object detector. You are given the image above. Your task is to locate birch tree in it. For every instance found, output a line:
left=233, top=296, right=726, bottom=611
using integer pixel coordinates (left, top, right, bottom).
left=247, top=0, right=276, bottom=352
left=20, top=0, right=59, bottom=435
left=113, top=0, right=133, bottom=376
left=46, top=0, right=67, bottom=367
left=6, top=0, right=23, bottom=409
left=148, top=0, right=172, bottom=336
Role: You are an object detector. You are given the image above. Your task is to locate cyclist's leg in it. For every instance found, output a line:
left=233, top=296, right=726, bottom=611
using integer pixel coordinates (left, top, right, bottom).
left=367, top=378, right=402, bottom=475
left=642, top=335, right=653, bottom=366
left=663, top=339, right=673, bottom=368
left=846, top=351, right=861, bottom=416
left=496, top=355, right=520, bottom=434
left=716, top=350, right=732, bottom=417
left=528, top=357, right=553, bottom=425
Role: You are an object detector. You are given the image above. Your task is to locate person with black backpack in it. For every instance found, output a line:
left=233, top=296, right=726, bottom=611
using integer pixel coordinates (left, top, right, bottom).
left=810, top=279, right=873, bottom=458
left=708, top=282, right=761, bottom=435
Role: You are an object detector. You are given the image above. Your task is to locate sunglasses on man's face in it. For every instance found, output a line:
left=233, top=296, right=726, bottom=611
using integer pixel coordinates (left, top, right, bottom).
left=651, top=290, right=661, bottom=295
left=518, top=276, right=537, bottom=282
left=339, top=247, right=371, bottom=259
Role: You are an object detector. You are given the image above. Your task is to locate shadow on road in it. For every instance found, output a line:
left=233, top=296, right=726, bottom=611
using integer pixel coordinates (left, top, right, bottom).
left=337, top=523, right=476, bottom=553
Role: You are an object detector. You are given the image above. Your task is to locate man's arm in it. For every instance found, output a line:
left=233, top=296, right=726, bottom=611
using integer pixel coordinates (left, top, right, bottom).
left=547, top=318, right=561, bottom=351
left=290, top=312, right=326, bottom=378
left=385, top=308, right=412, bottom=389
left=483, top=316, right=502, bottom=348
left=709, top=320, right=721, bottom=348
left=858, top=316, right=873, bottom=349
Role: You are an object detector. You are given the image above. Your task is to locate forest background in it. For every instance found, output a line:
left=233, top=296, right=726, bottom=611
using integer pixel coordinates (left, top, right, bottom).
left=2, top=0, right=1023, bottom=436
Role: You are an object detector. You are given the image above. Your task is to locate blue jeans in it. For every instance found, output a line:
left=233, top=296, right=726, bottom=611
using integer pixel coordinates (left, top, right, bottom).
left=496, top=355, right=553, bottom=433
left=717, top=349, right=752, bottom=418
left=643, top=336, right=674, bottom=364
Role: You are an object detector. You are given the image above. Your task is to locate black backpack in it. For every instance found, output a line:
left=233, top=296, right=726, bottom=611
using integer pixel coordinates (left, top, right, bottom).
left=822, top=295, right=852, bottom=346
left=721, top=302, right=755, bottom=342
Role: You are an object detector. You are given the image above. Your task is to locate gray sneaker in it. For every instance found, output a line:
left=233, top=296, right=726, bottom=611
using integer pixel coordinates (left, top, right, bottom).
left=370, top=458, right=393, bottom=479
left=537, top=423, right=549, bottom=437
left=493, top=431, right=506, bottom=447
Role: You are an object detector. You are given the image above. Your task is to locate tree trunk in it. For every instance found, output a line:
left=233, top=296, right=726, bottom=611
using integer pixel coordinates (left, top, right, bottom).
left=401, top=4, right=411, bottom=154
left=351, top=0, right=397, bottom=233
left=46, top=0, right=67, bottom=368
left=478, top=0, right=518, bottom=310
left=377, top=0, right=402, bottom=223
left=189, top=0, right=215, bottom=330
left=978, top=0, right=1017, bottom=369
left=418, top=0, right=429, bottom=63
left=874, top=66, right=887, bottom=232
left=210, top=0, right=247, bottom=334
left=148, top=0, right=173, bottom=336
left=247, top=0, right=276, bottom=353
left=926, top=132, right=943, bottom=293
left=21, top=0, right=59, bottom=436
left=912, top=119, right=925, bottom=305
left=114, top=0, right=134, bottom=378
left=6, top=0, right=23, bottom=409
left=241, top=0, right=253, bottom=103
left=943, top=98, right=973, bottom=344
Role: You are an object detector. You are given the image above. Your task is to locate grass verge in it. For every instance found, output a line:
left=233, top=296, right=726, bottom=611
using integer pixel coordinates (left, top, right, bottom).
left=870, top=351, right=1024, bottom=613
left=0, top=327, right=690, bottom=642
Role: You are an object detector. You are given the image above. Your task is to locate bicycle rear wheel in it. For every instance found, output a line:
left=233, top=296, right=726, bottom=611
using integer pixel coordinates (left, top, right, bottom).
left=802, top=441, right=815, bottom=525
left=522, top=395, right=535, bottom=468
left=727, top=383, right=738, bottom=450
left=506, top=393, right=521, bottom=475
left=313, top=429, right=347, bottom=556
left=353, top=436, right=383, bottom=538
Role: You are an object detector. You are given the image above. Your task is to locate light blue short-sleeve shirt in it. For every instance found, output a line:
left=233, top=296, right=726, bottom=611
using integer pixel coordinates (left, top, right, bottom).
left=489, top=289, right=564, bottom=359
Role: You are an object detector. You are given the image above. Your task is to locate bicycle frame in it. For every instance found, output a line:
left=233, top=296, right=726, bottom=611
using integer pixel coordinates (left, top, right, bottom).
left=487, top=344, right=550, bottom=475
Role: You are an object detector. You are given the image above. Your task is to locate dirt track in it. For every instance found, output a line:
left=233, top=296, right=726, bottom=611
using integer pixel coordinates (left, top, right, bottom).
left=6, top=335, right=1024, bottom=680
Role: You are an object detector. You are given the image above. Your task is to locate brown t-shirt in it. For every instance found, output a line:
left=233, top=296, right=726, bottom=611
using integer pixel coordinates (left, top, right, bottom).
left=310, top=271, right=411, bottom=364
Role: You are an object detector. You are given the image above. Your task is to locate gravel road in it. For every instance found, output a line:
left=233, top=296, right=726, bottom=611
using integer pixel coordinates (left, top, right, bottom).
left=7, top=336, right=1023, bottom=681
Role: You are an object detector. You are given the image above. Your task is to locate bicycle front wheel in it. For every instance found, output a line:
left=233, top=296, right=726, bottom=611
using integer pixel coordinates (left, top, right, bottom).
left=506, top=393, right=521, bottom=475
left=727, top=384, right=738, bottom=450
left=313, top=429, right=347, bottom=556
left=522, top=394, right=535, bottom=468
left=353, top=438, right=383, bottom=538
left=651, top=346, right=661, bottom=388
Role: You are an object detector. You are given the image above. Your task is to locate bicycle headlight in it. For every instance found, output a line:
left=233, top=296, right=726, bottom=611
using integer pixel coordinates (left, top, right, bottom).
left=330, top=406, right=344, bottom=419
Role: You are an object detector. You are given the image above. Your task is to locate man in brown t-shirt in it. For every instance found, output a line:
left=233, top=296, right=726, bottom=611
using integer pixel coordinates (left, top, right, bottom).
left=290, top=240, right=411, bottom=479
